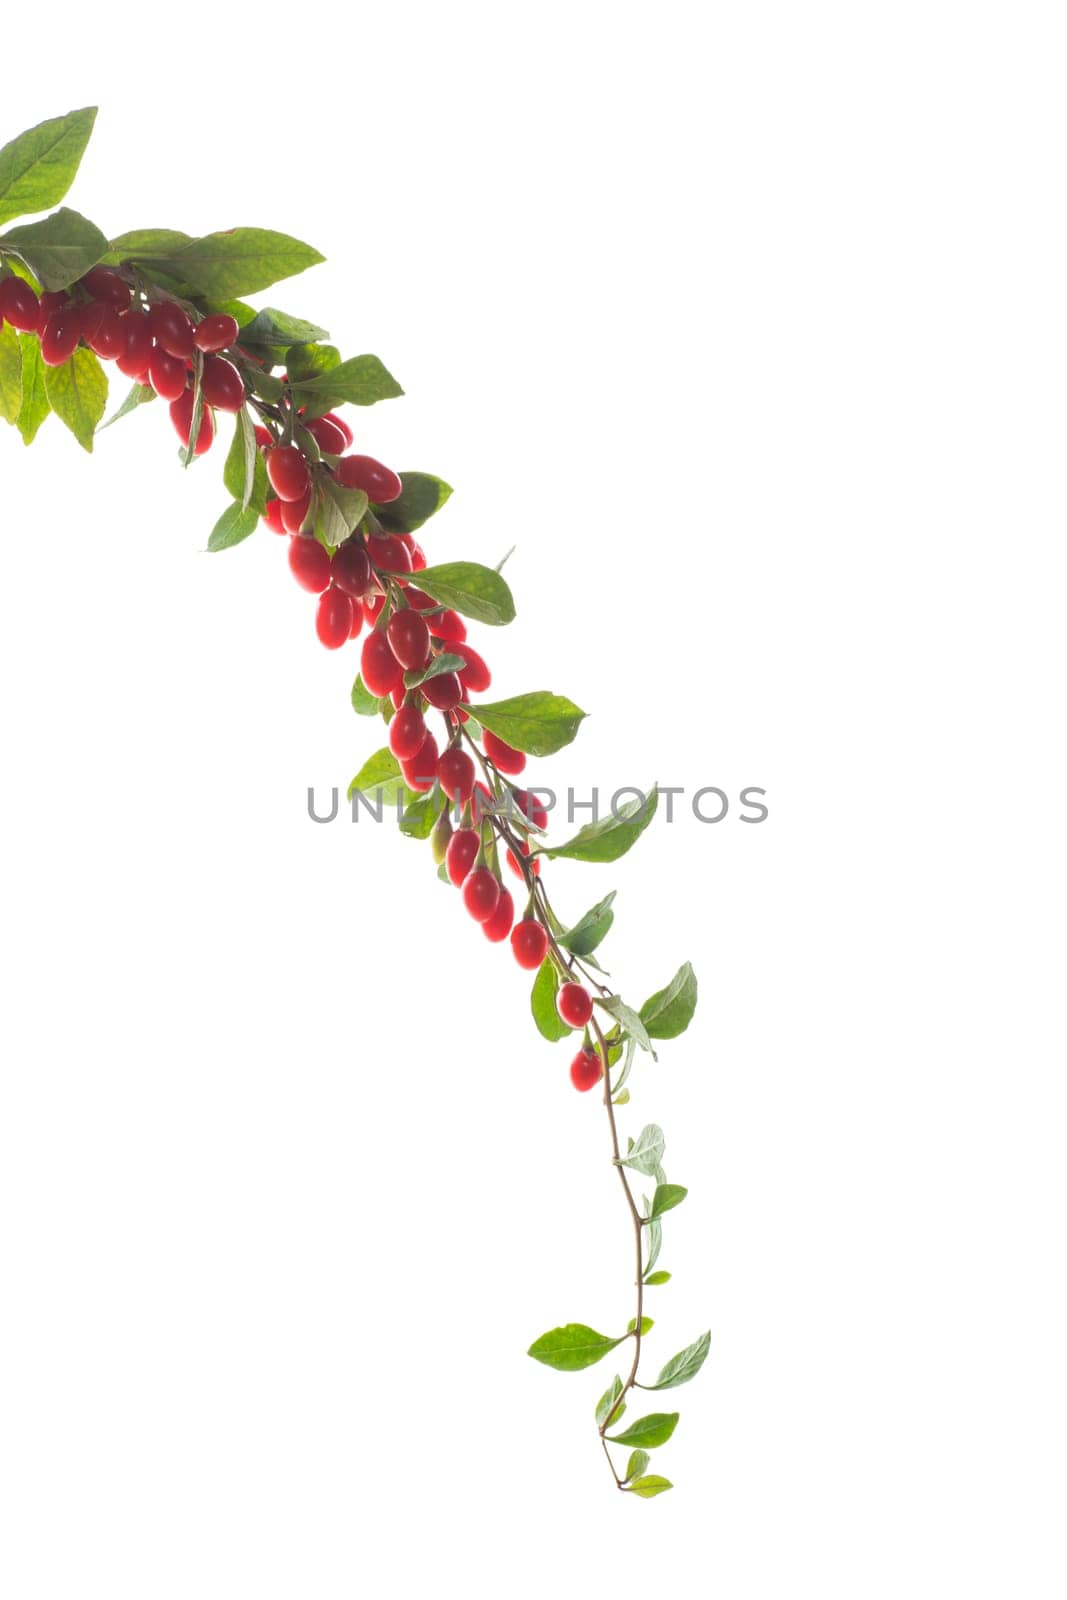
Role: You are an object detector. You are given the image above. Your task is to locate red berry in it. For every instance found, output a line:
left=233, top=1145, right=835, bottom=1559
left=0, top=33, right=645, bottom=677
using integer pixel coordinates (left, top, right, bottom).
left=511, top=788, right=549, bottom=829
left=324, top=411, right=353, bottom=448
left=148, top=344, right=188, bottom=401
left=453, top=643, right=491, bottom=694
left=405, top=588, right=435, bottom=612
left=389, top=703, right=428, bottom=762
left=471, top=780, right=495, bottom=822
left=367, top=534, right=412, bottom=575
left=201, top=355, right=245, bottom=411
left=437, top=746, right=476, bottom=804
left=262, top=499, right=287, bottom=535
left=506, top=840, right=541, bottom=879
left=348, top=604, right=364, bottom=641
left=361, top=629, right=404, bottom=697
left=363, top=592, right=386, bottom=626
left=483, top=728, right=526, bottom=776
left=433, top=609, right=467, bottom=644
left=511, top=919, right=549, bottom=970
left=462, top=866, right=500, bottom=923
left=335, top=454, right=402, bottom=503
left=0, top=275, right=40, bottom=332
left=80, top=266, right=131, bottom=310
left=39, top=307, right=81, bottom=367
left=80, top=301, right=125, bottom=360
left=386, top=609, right=431, bottom=672
left=557, top=983, right=593, bottom=1029
left=422, top=671, right=463, bottom=711
left=37, top=291, right=68, bottom=323
left=116, top=311, right=153, bottom=379
left=148, top=300, right=195, bottom=358
left=288, top=534, right=332, bottom=593
left=306, top=415, right=347, bottom=455
left=281, top=489, right=312, bottom=535
left=266, top=445, right=311, bottom=502
left=390, top=684, right=406, bottom=709
left=483, top=886, right=515, bottom=943
left=254, top=425, right=272, bottom=449
left=169, top=390, right=215, bottom=455
left=569, top=1048, right=603, bottom=1092
left=193, top=313, right=239, bottom=353
left=400, top=729, right=440, bottom=792
left=445, top=827, right=480, bottom=888
left=332, top=539, right=373, bottom=599
left=316, top=586, right=354, bottom=650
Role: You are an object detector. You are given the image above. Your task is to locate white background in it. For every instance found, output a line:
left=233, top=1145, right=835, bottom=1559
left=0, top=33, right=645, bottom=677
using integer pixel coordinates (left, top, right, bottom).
left=1, top=5, right=1064, bottom=1596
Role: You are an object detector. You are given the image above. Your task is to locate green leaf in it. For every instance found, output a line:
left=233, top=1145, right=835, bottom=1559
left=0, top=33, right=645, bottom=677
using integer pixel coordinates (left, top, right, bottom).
left=644, top=1270, right=672, bottom=1286
left=223, top=409, right=267, bottom=514
left=237, top=306, right=330, bottom=348
left=599, top=995, right=655, bottom=1057
left=412, top=562, right=515, bottom=627
left=639, top=962, right=698, bottom=1041
left=398, top=789, right=442, bottom=840
left=97, top=380, right=155, bottom=431
left=0, top=321, right=22, bottom=424
left=0, top=107, right=97, bottom=228
left=42, top=347, right=107, bottom=452
left=540, top=786, right=659, bottom=865
left=290, top=353, right=404, bottom=417
left=373, top=471, right=453, bottom=533
left=559, top=891, right=616, bottom=957
left=648, top=1331, right=710, bottom=1391
left=244, top=367, right=285, bottom=402
left=15, top=334, right=48, bottom=444
left=347, top=747, right=409, bottom=807
left=650, top=1184, right=687, bottom=1220
left=613, top=1088, right=630, bottom=1105
left=103, top=228, right=193, bottom=264
left=606, top=1412, right=679, bottom=1450
left=285, top=342, right=340, bottom=383
left=527, top=1323, right=625, bottom=1373
left=471, top=690, right=585, bottom=755
left=206, top=500, right=259, bottom=553
left=316, top=477, right=368, bottom=550
left=531, top=959, right=571, bottom=1043
left=403, top=652, right=465, bottom=690
left=595, top=1375, right=625, bottom=1428
left=623, top=1450, right=650, bottom=1484
left=125, top=227, right=325, bottom=298
left=644, top=1216, right=663, bottom=1276
left=627, top=1316, right=654, bottom=1336
left=618, top=1124, right=665, bottom=1178
left=351, top=675, right=385, bottom=717
left=179, top=370, right=206, bottom=470
left=626, top=1475, right=673, bottom=1498
left=1, top=207, right=109, bottom=291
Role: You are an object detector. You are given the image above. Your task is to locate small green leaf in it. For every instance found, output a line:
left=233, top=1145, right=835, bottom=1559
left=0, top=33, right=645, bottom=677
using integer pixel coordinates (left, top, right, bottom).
left=531, top=959, right=571, bottom=1043
left=644, top=1216, right=663, bottom=1276
left=244, top=367, right=285, bottom=402
left=607, top=1412, right=679, bottom=1450
left=613, top=1088, right=630, bottom=1105
left=15, top=334, right=48, bottom=444
left=650, top=1184, right=687, bottom=1220
left=0, top=321, right=22, bottom=424
left=236, top=306, right=330, bottom=348
left=316, top=477, right=368, bottom=549
left=206, top=500, right=259, bottom=552
left=224, top=408, right=267, bottom=514
left=472, top=690, right=585, bottom=756
left=403, top=652, right=465, bottom=690
left=595, top=1375, right=624, bottom=1428
left=103, top=227, right=193, bottom=264
left=179, top=370, right=205, bottom=469
left=373, top=471, right=453, bottom=533
left=527, top=1323, right=625, bottom=1373
left=131, top=227, right=325, bottom=298
left=599, top=995, right=655, bottom=1057
left=626, top=1475, right=673, bottom=1498
left=347, top=747, right=410, bottom=806
left=351, top=675, right=385, bottom=717
left=541, top=786, right=659, bottom=864
left=1, top=206, right=108, bottom=291
left=623, top=1450, right=650, bottom=1484
left=559, top=891, right=616, bottom=957
left=415, top=561, right=515, bottom=627
left=627, top=1316, right=654, bottom=1336
left=618, top=1124, right=665, bottom=1178
left=644, top=1270, right=671, bottom=1286
left=0, top=107, right=98, bottom=228
left=290, top=352, right=403, bottom=417
left=648, top=1330, right=710, bottom=1391
left=398, top=788, right=442, bottom=840
left=639, top=962, right=698, bottom=1041
left=43, top=347, right=107, bottom=452
left=97, top=380, right=154, bottom=431
left=285, top=342, right=340, bottom=384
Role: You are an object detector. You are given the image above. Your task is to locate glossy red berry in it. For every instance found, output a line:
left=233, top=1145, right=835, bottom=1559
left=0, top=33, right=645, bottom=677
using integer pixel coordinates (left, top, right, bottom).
left=363, top=592, right=386, bottom=627
left=405, top=588, right=435, bottom=612
left=288, top=535, right=332, bottom=593
left=116, top=311, right=153, bottom=379
left=437, top=746, right=476, bottom=804
left=254, top=425, right=272, bottom=449
left=201, top=355, right=245, bottom=411
left=306, top=415, right=347, bottom=455
left=432, top=609, right=467, bottom=644
left=316, top=586, right=354, bottom=650
left=422, top=672, right=463, bottom=711
left=266, top=445, right=311, bottom=502
left=390, top=684, right=406, bottom=709
left=386, top=609, right=431, bottom=672
left=483, top=728, right=526, bottom=776
left=80, top=301, right=125, bottom=360
left=80, top=266, right=131, bottom=310
left=40, top=307, right=81, bottom=367
left=483, top=886, right=515, bottom=943
left=453, top=643, right=491, bottom=694
left=332, top=539, right=373, bottom=598
left=148, top=344, right=188, bottom=401
left=557, top=983, right=593, bottom=1029
left=169, top=390, right=215, bottom=455
left=366, top=534, right=412, bottom=575
left=148, top=300, right=195, bottom=358
left=445, top=827, right=480, bottom=888
left=511, top=788, right=549, bottom=830
left=348, top=604, right=364, bottom=641
left=389, top=703, right=428, bottom=762
left=192, top=313, right=239, bottom=353
left=506, top=839, right=541, bottom=879
left=0, top=275, right=40, bottom=332
left=324, top=411, right=353, bottom=448
left=262, top=499, right=287, bottom=534
left=400, top=729, right=440, bottom=792
left=511, top=919, right=549, bottom=970
left=334, top=453, right=402, bottom=503
left=280, top=489, right=312, bottom=535
left=569, top=1048, right=603, bottom=1092
left=37, top=291, right=68, bottom=322
left=361, top=629, right=404, bottom=697
left=462, top=866, right=500, bottom=923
